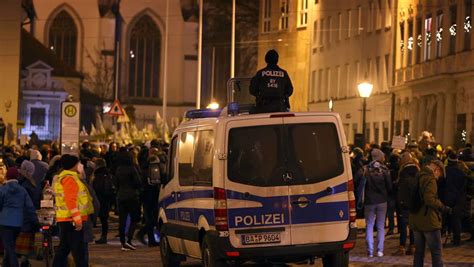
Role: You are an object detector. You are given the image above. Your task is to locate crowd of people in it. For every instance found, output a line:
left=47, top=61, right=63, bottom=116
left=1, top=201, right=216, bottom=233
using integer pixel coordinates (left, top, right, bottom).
left=0, top=129, right=474, bottom=267
left=0, top=139, right=168, bottom=267
left=352, top=132, right=474, bottom=267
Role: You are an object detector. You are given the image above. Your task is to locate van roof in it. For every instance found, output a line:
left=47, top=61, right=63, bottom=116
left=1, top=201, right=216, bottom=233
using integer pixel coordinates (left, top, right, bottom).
left=177, top=107, right=341, bottom=130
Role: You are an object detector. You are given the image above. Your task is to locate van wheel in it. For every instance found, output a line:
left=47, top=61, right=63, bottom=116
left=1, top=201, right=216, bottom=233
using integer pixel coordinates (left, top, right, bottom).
left=322, top=251, right=349, bottom=267
left=160, top=232, right=180, bottom=267
left=201, top=235, right=227, bottom=267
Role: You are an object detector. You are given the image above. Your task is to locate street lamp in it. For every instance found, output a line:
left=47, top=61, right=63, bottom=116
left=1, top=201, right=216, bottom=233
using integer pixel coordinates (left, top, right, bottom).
left=358, top=82, right=373, bottom=143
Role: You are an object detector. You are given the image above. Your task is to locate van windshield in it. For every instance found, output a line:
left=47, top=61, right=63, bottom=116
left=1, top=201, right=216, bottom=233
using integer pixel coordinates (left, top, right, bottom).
left=227, top=123, right=344, bottom=187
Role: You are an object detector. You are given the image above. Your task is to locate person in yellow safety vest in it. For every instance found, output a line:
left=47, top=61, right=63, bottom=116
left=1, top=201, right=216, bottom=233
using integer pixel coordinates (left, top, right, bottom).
left=52, top=154, right=93, bottom=267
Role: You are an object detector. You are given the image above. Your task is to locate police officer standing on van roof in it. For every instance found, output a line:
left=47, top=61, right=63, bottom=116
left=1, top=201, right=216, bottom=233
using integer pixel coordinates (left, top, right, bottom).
left=249, top=49, right=293, bottom=113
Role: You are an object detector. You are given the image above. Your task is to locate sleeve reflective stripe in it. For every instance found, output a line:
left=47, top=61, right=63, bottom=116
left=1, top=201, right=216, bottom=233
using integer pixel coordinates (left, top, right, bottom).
left=73, top=215, right=82, bottom=222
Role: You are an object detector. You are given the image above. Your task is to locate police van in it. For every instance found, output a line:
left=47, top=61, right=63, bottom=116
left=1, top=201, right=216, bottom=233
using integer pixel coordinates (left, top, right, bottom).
left=158, top=80, right=357, bottom=267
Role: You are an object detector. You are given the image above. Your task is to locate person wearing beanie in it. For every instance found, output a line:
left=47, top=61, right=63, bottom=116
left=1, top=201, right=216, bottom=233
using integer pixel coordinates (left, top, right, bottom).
left=355, top=148, right=392, bottom=257
left=444, top=153, right=468, bottom=246
left=29, top=149, right=49, bottom=191
left=18, top=160, right=41, bottom=209
left=52, top=154, right=94, bottom=267
left=0, top=167, right=37, bottom=267
left=249, top=49, right=294, bottom=113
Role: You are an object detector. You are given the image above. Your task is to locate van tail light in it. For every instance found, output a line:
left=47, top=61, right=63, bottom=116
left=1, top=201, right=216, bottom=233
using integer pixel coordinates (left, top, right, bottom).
left=214, top=187, right=229, bottom=231
left=343, top=242, right=355, bottom=250
left=347, top=179, right=357, bottom=223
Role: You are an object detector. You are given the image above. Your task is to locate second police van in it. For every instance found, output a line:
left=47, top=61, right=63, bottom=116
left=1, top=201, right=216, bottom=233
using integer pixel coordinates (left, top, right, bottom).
left=158, top=83, right=357, bottom=267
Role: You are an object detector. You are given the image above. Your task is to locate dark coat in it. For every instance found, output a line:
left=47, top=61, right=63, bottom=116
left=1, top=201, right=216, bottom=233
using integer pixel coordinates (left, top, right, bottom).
left=444, top=162, right=467, bottom=209
left=357, top=161, right=392, bottom=206
left=92, top=167, right=115, bottom=199
left=250, top=64, right=293, bottom=112
left=409, top=167, right=445, bottom=232
left=18, top=175, right=41, bottom=210
left=396, top=163, right=419, bottom=207
left=114, top=165, right=142, bottom=201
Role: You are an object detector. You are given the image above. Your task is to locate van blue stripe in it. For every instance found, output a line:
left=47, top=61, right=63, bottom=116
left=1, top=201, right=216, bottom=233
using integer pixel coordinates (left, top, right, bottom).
left=159, top=182, right=349, bottom=227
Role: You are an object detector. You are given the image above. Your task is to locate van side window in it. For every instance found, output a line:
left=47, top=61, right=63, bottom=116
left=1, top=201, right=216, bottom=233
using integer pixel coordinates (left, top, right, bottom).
left=178, top=131, right=196, bottom=186
left=193, top=130, right=214, bottom=185
left=168, top=136, right=178, bottom=181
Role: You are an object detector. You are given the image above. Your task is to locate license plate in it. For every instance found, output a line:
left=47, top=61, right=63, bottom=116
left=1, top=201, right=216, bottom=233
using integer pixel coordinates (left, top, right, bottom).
left=241, top=233, right=281, bottom=245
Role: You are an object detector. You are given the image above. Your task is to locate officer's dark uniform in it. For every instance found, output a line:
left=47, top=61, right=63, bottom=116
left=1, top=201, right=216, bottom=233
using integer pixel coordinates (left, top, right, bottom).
left=249, top=50, right=293, bottom=113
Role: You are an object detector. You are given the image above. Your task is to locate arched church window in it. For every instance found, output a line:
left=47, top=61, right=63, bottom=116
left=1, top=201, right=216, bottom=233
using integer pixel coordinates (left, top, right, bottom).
left=128, top=15, right=161, bottom=98
left=48, top=10, right=77, bottom=68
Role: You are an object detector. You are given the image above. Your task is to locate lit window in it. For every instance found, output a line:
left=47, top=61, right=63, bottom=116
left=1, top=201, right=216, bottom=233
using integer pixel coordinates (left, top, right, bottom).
left=424, top=15, right=432, bottom=61
left=463, top=0, right=472, bottom=50
left=298, top=0, right=309, bottom=27
left=407, top=20, right=413, bottom=65
left=263, top=0, right=271, bottom=33
left=464, top=0, right=472, bottom=50
left=416, top=18, right=422, bottom=64
left=48, top=11, right=77, bottom=68
left=128, top=15, right=161, bottom=98
left=436, top=11, right=443, bottom=58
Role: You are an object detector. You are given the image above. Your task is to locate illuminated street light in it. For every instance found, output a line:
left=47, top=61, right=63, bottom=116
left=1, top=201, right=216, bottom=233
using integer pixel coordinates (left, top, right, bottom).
left=358, top=82, right=373, bottom=144
left=358, top=82, right=373, bottom=98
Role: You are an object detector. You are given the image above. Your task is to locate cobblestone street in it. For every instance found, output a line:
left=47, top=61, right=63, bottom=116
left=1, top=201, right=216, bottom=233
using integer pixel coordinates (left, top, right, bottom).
left=85, top=226, right=474, bottom=266
left=5, top=221, right=474, bottom=266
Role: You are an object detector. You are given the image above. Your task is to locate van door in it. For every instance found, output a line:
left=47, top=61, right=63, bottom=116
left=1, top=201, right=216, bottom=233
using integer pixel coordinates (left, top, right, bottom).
left=283, top=115, right=350, bottom=245
left=225, top=118, right=292, bottom=249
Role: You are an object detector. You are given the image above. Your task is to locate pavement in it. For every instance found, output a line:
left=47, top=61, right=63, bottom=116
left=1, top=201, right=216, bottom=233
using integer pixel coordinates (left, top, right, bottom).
left=6, top=221, right=474, bottom=266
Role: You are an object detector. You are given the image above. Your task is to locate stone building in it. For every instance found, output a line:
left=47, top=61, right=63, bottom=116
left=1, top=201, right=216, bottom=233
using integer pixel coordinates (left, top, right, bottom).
left=26, top=0, right=198, bottom=128
left=0, top=0, right=23, bottom=145
left=307, top=0, right=395, bottom=144
left=257, top=0, right=310, bottom=112
left=393, top=0, right=474, bottom=146
left=19, top=29, right=83, bottom=141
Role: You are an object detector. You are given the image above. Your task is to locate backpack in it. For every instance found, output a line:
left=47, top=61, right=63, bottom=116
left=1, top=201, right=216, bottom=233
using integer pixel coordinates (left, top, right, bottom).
left=148, top=157, right=161, bottom=186
left=398, top=167, right=422, bottom=213
left=93, top=171, right=115, bottom=198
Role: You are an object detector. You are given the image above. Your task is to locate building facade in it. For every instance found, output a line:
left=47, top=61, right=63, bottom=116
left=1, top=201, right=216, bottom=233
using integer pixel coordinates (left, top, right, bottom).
left=393, top=0, right=474, bottom=146
left=308, top=0, right=395, bottom=145
left=0, top=0, right=23, bottom=145
left=28, top=0, right=198, bottom=129
left=257, top=0, right=310, bottom=112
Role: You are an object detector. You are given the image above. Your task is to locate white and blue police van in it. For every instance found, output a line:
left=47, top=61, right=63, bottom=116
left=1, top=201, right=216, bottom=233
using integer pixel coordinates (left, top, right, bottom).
left=158, top=80, right=357, bottom=267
